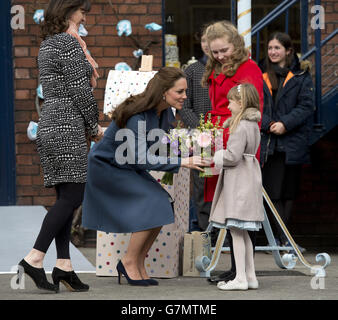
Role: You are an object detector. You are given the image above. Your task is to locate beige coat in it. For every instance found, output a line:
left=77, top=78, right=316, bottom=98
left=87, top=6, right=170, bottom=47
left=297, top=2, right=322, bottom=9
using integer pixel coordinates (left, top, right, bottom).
left=209, top=108, right=264, bottom=224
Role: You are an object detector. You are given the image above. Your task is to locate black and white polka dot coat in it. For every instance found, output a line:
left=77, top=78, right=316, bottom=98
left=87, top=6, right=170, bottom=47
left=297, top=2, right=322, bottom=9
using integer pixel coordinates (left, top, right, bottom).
left=36, top=33, right=99, bottom=187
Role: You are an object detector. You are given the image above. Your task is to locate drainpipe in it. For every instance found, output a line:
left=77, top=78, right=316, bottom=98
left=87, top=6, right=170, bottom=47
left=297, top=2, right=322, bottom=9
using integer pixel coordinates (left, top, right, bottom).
left=237, top=0, right=252, bottom=53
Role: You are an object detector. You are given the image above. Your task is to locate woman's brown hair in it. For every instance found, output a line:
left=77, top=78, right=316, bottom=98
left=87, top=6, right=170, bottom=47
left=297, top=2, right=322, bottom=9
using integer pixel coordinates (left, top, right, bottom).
left=41, top=0, right=91, bottom=40
left=265, top=32, right=294, bottom=90
left=112, top=67, right=186, bottom=128
left=201, top=20, right=249, bottom=87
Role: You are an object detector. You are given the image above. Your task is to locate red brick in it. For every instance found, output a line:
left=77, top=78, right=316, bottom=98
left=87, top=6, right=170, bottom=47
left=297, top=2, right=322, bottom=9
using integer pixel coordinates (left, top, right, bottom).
left=17, top=176, right=32, bottom=186
left=16, top=144, right=36, bottom=155
left=103, top=47, right=119, bottom=56
left=15, top=79, right=37, bottom=90
left=15, top=69, right=30, bottom=79
left=17, top=197, right=33, bottom=205
left=33, top=196, right=56, bottom=207
left=14, top=47, right=29, bottom=57
left=17, top=186, right=40, bottom=196
left=119, top=5, right=147, bottom=15
left=15, top=90, right=30, bottom=99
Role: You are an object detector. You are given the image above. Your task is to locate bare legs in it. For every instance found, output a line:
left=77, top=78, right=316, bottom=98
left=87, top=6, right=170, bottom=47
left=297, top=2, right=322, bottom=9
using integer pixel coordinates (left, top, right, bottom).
left=121, top=226, right=162, bottom=280
left=227, top=227, right=257, bottom=283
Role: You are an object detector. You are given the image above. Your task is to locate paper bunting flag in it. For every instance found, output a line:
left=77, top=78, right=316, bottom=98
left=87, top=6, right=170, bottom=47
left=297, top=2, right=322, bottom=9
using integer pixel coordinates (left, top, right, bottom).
left=117, top=20, right=132, bottom=37
left=33, top=9, right=44, bottom=24
left=114, top=62, right=132, bottom=71
left=36, top=84, right=43, bottom=99
left=27, top=121, right=38, bottom=141
left=78, top=24, right=88, bottom=37
left=133, top=49, right=143, bottom=58
left=145, top=23, right=162, bottom=31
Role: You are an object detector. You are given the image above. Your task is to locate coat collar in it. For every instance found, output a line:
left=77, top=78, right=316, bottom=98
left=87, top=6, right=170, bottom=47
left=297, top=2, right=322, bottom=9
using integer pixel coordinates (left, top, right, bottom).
left=223, top=108, right=261, bottom=128
left=143, top=107, right=175, bottom=132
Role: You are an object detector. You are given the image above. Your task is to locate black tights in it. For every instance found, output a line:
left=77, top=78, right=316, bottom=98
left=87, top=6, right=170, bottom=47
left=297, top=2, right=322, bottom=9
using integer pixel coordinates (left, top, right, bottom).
left=33, top=183, right=85, bottom=259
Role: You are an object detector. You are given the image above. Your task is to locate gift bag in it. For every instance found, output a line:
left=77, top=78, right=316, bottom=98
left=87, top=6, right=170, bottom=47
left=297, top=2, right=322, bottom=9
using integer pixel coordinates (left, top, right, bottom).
left=183, top=231, right=211, bottom=277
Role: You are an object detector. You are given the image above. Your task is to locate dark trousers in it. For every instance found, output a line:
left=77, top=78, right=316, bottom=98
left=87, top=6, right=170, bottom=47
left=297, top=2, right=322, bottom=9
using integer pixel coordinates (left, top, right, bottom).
left=192, top=170, right=212, bottom=230
left=33, top=183, right=85, bottom=259
left=262, top=152, right=301, bottom=243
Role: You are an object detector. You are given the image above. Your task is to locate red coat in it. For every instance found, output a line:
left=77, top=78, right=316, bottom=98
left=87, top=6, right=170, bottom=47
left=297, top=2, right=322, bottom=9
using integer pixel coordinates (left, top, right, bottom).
left=204, top=58, right=264, bottom=202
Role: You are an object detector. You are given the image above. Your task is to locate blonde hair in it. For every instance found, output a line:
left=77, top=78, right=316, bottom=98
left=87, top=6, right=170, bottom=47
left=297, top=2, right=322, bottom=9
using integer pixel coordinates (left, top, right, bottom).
left=227, top=83, right=260, bottom=134
left=201, top=21, right=249, bottom=87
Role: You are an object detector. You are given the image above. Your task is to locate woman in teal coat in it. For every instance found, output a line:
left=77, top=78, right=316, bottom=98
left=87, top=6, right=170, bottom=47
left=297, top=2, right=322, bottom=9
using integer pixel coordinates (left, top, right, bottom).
left=82, top=67, right=208, bottom=286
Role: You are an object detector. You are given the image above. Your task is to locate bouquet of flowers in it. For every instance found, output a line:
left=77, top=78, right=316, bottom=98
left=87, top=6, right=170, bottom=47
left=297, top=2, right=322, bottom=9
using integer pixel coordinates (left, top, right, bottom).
left=160, top=114, right=223, bottom=185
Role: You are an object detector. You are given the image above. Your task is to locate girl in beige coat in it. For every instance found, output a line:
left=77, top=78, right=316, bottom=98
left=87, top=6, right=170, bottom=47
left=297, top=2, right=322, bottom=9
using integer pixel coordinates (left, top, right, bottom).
left=209, top=83, right=264, bottom=291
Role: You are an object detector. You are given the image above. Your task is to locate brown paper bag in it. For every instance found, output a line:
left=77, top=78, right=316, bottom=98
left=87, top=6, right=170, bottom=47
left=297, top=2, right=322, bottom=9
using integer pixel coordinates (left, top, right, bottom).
left=183, top=231, right=211, bottom=276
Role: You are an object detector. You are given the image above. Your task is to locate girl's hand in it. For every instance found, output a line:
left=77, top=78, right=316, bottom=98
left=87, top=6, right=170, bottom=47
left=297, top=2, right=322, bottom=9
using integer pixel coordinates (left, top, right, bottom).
left=181, top=156, right=212, bottom=172
left=270, top=122, right=286, bottom=135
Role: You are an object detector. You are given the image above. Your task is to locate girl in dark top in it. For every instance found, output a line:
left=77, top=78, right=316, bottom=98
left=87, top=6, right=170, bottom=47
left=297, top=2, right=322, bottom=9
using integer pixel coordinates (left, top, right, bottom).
left=260, top=32, right=315, bottom=248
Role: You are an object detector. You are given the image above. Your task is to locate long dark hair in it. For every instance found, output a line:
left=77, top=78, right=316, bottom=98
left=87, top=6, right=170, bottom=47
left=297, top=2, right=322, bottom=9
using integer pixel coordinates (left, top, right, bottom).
left=266, top=32, right=294, bottom=90
left=41, top=0, right=91, bottom=40
left=112, top=67, right=186, bottom=128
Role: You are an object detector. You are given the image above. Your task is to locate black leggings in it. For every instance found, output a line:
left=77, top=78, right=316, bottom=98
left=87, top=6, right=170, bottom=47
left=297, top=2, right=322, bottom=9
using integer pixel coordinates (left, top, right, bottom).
left=33, top=183, right=85, bottom=259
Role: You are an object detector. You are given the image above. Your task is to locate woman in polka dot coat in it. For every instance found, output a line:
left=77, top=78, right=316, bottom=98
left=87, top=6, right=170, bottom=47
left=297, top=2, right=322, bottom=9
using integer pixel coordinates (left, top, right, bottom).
left=18, top=0, right=103, bottom=293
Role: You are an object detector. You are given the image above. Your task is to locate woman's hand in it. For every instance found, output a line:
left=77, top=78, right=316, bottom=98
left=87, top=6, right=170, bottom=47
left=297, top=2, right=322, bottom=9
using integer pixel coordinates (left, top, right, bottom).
left=270, top=122, right=286, bottom=135
left=181, top=156, right=212, bottom=172
left=91, top=125, right=104, bottom=142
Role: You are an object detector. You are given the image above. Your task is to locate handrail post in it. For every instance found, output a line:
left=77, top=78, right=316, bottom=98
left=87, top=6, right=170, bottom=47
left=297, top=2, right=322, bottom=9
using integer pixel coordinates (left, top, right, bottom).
left=285, top=8, right=289, bottom=34
left=300, top=0, right=309, bottom=54
left=314, top=0, right=322, bottom=128
left=231, top=0, right=236, bottom=25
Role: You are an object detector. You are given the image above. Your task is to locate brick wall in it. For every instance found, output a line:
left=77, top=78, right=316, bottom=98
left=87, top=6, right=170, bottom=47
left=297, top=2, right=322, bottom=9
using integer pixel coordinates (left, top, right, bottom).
left=12, top=0, right=163, bottom=207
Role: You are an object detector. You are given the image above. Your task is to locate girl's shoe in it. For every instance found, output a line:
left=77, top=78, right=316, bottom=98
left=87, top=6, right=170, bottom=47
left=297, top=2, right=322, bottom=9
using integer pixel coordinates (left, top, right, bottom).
left=52, top=267, right=89, bottom=292
left=248, top=280, right=259, bottom=289
left=18, top=259, right=58, bottom=293
left=217, top=279, right=248, bottom=291
left=145, top=278, right=159, bottom=285
left=116, top=261, right=149, bottom=286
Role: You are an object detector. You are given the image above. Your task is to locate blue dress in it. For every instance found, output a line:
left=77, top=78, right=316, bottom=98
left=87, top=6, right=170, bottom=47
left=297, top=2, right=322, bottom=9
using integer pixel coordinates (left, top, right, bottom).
left=82, top=108, right=181, bottom=233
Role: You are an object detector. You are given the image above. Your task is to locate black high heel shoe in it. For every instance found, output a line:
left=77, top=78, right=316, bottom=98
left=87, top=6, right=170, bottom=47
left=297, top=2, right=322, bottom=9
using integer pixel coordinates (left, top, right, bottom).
left=145, top=278, right=159, bottom=286
left=52, top=267, right=89, bottom=292
left=18, top=259, right=58, bottom=292
left=116, top=261, right=149, bottom=286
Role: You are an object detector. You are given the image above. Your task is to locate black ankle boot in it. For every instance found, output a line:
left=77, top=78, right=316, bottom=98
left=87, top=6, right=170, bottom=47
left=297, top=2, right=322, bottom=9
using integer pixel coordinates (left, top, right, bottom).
left=18, top=259, right=59, bottom=292
left=52, top=267, right=89, bottom=292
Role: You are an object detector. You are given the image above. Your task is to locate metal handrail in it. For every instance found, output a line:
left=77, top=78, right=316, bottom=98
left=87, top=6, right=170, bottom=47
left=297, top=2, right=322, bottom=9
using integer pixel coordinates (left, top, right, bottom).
left=252, top=0, right=299, bottom=35
left=301, top=29, right=338, bottom=60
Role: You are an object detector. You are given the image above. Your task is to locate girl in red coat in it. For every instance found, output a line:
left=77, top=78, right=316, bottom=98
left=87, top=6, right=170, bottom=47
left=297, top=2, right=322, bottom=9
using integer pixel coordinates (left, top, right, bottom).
left=201, top=21, right=264, bottom=284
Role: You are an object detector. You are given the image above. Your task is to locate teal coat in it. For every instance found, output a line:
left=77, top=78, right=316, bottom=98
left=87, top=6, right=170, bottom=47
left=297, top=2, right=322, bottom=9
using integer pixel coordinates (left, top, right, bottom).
left=82, top=108, right=181, bottom=233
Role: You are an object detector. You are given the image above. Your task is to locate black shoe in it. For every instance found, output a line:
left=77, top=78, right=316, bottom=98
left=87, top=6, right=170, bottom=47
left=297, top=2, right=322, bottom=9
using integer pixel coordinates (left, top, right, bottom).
left=18, top=259, right=58, bottom=293
left=116, top=261, right=149, bottom=286
left=207, top=270, right=236, bottom=284
left=145, top=278, right=159, bottom=285
left=52, top=267, right=89, bottom=292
